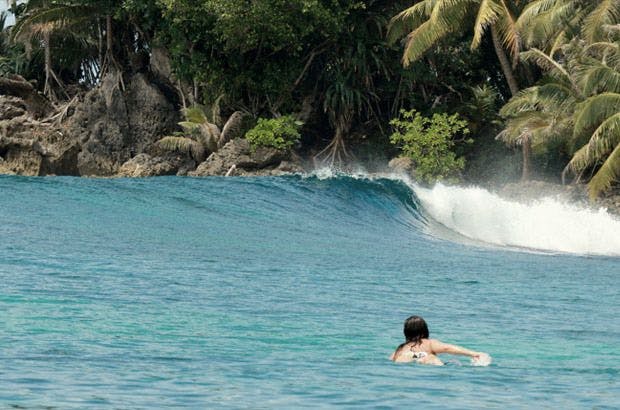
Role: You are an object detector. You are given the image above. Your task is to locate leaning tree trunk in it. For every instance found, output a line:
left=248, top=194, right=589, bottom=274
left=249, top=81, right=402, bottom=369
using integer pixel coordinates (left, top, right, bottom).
left=491, top=25, right=528, bottom=179
left=521, top=134, right=531, bottom=181
left=490, top=25, right=519, bottom=97
left=43, top=31, right=53, bottom=98
left=106, top=15, right=113, bottom=59
left=101, top=15, right=125, bottom=90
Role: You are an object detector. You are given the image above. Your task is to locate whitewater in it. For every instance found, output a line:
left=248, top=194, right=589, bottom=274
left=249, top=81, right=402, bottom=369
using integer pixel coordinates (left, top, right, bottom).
left=314, top=169, right=620, bottom=256
left=1, top=174, right=618, bottom=408
left=414, top=182, right=620, bottom=256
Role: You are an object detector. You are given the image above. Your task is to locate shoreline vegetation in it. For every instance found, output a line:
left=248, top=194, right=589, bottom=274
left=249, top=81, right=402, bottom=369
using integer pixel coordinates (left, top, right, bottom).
left=0, top=1, right=619, bottom=213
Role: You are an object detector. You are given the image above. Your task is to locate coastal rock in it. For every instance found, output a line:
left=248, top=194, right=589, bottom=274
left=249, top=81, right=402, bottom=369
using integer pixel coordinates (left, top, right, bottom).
left=0, top=96, right=27, bottom=121
left=189, top=138, right=297, bottom=177
left=71, top=72, right=179, bottom=176
left=0, top=75, right=54, bottom=119
left=0, top=93, right=81, bottom=176
left=0, top=157, right=14, bottom=175
left=116, top=153, right=195, bottom=177
left=117, top=154, right=175, bottom=177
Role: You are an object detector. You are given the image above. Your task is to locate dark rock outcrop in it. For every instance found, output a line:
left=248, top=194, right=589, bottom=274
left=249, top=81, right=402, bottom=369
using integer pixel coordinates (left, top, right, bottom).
left=0, top=94, right=80, bottom=176
left=69, top=73, right=180, bottom=176
left=0, top=75, right=54, bottom=119
left=0, top=73, right=307, bottom=178
left=189, top=138, right=305, bottom=177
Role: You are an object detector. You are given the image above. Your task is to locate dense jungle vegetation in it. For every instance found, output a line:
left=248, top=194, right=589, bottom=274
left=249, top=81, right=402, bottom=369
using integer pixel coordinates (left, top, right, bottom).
left=1, top=0, right=619, bottom=197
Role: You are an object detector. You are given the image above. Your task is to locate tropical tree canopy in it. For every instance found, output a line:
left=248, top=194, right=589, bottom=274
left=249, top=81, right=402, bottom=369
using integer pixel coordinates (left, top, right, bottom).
left=1, top=0, right=619, bottom=195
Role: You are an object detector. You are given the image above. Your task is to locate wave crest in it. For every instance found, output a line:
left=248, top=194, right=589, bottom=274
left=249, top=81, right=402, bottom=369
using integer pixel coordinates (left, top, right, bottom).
left=413, top=182, right=620, bottom=256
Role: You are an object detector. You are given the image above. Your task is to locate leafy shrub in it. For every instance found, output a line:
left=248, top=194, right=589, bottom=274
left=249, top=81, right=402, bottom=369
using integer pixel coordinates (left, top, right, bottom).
left=245, top=116, right=302, bottom=151
left=390, top=109, right=471, bottom=184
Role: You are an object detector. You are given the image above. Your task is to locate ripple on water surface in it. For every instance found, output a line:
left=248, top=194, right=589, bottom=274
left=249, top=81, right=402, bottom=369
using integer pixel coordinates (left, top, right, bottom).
left=0, top=175, right=619, bottom=408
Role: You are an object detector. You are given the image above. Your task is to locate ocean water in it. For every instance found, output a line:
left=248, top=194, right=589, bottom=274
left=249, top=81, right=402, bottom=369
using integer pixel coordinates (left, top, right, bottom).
left=0, top=174, right=619, bottom=409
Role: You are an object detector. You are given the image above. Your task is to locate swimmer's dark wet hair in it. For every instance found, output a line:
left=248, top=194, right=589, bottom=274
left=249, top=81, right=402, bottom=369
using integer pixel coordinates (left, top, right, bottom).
left=393, top=315, right=430, bottom=358
left=403, top=315, right=429, bottom=345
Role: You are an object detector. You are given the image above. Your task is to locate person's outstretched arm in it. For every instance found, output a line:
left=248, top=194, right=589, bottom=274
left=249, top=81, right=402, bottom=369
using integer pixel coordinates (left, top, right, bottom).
left=430, top=339, right=483, bottom=358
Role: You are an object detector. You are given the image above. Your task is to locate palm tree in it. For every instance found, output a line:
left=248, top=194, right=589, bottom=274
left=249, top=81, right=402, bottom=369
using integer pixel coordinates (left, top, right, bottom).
left=157, top=104, right=244, bottom=163
left=565, top=87, right=620, bottom=198
left=500, top=40, right=620, bottom=197
left=498, top=46, right=583, bottom=179
left=388, top=0, right=523, bottom=96
left=517, top=0, right=620, bottom=54
left=10, top=0, right=98, bottom=98
left=10, top=0, right=127, bottom=97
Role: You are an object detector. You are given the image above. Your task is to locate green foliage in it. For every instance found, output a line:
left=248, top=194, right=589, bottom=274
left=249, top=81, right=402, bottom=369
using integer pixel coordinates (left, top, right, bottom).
left=497, top=3, right=620, bottom=196
left=157, top=136, right=206, bottom=162
left=156, top=104, right=245, bottom=162
left=245, top=116, right=302, bottom=152
left=390, top=110, right=471, bottom=184
left=389, top=0, right=523, bottom=74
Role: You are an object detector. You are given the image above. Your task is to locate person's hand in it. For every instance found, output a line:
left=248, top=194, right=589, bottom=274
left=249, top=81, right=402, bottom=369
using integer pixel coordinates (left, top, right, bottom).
left=471, top=352, right=491, bottom=366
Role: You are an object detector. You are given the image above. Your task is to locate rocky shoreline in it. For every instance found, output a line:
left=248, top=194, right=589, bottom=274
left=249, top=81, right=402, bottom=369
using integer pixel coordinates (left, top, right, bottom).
left=2, top=73, right=619, bottom=217
left=0, top=71, right=305, bottom=179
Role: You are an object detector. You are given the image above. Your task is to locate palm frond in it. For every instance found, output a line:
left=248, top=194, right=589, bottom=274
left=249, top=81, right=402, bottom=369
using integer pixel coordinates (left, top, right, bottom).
left=197, top=122, right=221, bottom=153
left=157, top=136, right=205, bottom=161
left=569, top=112, right=620, bottom=172
left=12, top=4, right=96, bottom=43
left=210, top=94, right=224, bottom=127
left=577, top=63, right=620, bottom=95
left=498, top=110, right=555, bottom=146
left=220, top=111, right=244, bottom=146
left=587, top=142, right=620, bottom=198
left=182, top=105, right=208, bottom=124
left=582, top=0, right=620, bottom=43
left=521, top=48, right=579, bottom=92
left=471, top=0, right=502, bottom=49
left=500, top=87, right=541, bottom=116
left=178, top=121, right=202, bottom=133
left=518, top=0, right=581, bottom=50
left=573, top=92, right=620, bottom=139
left=401, top=17, right=448, bottom=65
left=387, top=0, right=436, bottom=45
left=500, top=82, right=574, bottom=116
left=567, top=111, right=620, bottom=182
left=496, top=0, right=521, bottom=63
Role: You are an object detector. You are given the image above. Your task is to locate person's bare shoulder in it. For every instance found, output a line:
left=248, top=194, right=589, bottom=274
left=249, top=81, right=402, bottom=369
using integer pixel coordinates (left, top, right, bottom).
left=427, top=338, right=450, bottom=353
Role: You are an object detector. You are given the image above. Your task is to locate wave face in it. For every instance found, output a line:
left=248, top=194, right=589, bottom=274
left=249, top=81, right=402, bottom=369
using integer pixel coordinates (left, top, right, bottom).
left=412, top=182, right=620, bottom=256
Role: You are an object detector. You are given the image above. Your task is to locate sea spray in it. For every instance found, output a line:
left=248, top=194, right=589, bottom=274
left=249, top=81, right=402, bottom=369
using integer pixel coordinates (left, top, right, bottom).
left=412, top=182, right=620, bottom=256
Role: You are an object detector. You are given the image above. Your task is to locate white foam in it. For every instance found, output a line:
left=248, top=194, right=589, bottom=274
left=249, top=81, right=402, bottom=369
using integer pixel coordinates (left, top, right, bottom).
left=471, top=353, right=492, bottom=367
left=413, top=183, right=620, bottom=256
left=306, top=166, right=370, bottom=180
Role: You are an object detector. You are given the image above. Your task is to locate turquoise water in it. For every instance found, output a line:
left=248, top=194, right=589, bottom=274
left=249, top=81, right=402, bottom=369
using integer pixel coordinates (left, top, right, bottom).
left=1, top=175, right=619, bottom=408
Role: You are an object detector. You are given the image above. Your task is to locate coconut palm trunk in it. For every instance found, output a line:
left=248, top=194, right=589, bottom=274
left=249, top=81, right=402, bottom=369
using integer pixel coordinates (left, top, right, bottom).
left=43, top=31, right=52, bottom=98
left=490, top=25, right=519, bottom=96
left=490, top=25, right=528, bottom=178
left=521, top=135, right=531, bottom=181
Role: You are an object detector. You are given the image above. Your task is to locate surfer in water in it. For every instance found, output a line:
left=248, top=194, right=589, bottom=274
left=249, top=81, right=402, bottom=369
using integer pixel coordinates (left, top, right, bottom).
left=390, top=315, right=490, bottom=365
